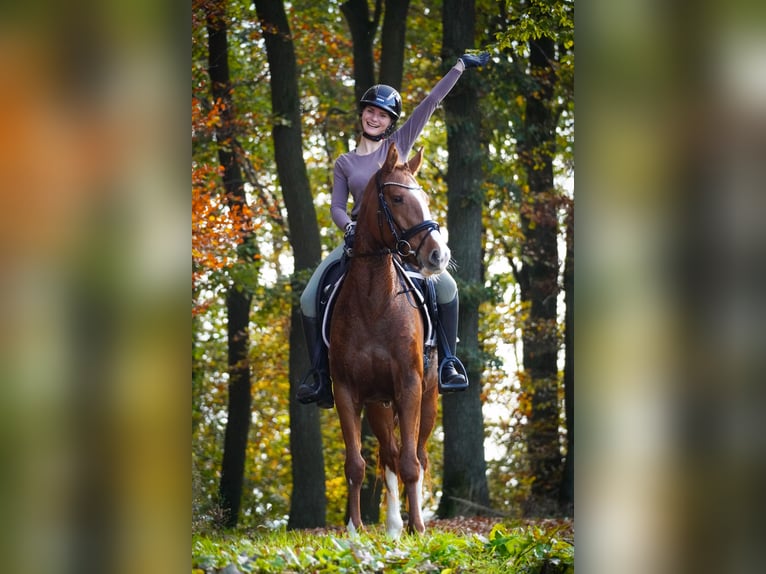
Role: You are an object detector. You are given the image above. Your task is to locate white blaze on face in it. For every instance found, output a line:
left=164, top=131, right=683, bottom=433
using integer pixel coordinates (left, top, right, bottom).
left=410, top=187, right=450, bottom=269
left=384, top=466, right=403, bottom=539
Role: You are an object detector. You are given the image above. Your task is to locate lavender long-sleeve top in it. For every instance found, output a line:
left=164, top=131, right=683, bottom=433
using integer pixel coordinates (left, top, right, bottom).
left=330, top=65, right=464, bottom=231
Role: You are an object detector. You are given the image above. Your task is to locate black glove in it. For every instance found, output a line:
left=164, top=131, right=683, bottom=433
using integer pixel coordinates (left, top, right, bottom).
left=459, top=52, right=489, bottom=69
left=343, top=221, right=356, bottom=257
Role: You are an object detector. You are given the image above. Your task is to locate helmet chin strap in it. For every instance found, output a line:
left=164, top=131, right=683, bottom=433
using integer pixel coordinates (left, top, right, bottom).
left=362, top=131, right=385, bottom=142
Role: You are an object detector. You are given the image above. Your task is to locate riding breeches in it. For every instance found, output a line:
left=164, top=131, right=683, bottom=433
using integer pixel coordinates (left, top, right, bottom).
left=300, top=244, right=345, bottom=317
left=300, top=243, right=458, bottom=318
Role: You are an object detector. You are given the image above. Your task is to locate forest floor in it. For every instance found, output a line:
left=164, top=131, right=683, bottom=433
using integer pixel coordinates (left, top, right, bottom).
left=192, top=516, right=574, bottom=573
left=297, top=515, right=574, bottom=539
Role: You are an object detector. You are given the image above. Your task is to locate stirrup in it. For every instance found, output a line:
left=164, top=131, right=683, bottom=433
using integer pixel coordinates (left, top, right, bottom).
left=297, top=369, right=334, bottom=408
left=438, top=357, right=469, bottom=393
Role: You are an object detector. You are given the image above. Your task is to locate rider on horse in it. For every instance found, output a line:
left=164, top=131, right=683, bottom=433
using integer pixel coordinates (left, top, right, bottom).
left=297, top=52, right=489, bottom=409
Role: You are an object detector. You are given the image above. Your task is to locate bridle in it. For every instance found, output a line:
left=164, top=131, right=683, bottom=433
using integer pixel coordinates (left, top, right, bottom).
left=374, top=171, right=440, bottom=260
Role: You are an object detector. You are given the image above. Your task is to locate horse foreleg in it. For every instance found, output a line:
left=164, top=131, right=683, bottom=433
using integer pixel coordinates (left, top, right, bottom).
left=336, top=389, right=365, bottom=534
left=403, top=463, right=426, bottom=534
left=397, top=391, right=426, bottom=534
left=366, top=402, right=403, bottom=539
left=408, top=380, right=438, bottom=534
left=345, top=456, right=364, bottom=536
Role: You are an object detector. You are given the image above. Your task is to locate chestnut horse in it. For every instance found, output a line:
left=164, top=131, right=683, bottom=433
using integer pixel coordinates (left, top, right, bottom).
left=329, top=142, right=450, bottom=538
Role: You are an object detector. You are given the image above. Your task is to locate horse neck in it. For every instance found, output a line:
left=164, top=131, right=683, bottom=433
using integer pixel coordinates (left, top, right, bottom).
left=354, top=180, right=389, bottom=255
left=350, top=238, right=396, bottom=284
left=350, top=206, right=399, bottom=296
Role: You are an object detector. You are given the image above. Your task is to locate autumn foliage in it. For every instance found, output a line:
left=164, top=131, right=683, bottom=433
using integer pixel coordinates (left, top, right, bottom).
left=192, top=96, right=256, bottom=313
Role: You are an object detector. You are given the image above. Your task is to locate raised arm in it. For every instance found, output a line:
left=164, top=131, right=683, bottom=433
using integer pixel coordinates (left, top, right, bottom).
left=390, top=64, right=462, bottom=157
left=391, top=52, right=488, bottom=157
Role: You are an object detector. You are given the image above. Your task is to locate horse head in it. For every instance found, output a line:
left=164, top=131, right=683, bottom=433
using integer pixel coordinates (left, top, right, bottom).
left=362, top=142, right=451, bottom=276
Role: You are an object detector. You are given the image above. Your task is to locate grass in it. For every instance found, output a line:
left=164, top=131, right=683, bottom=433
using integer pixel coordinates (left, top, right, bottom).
left=192, top=521, right=574, bottom=573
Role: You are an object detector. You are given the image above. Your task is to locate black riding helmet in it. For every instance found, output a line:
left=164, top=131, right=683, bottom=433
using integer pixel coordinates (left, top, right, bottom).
left=359, top=84, right=402, bottom=121
left=358, top=85, right=402, bottom=141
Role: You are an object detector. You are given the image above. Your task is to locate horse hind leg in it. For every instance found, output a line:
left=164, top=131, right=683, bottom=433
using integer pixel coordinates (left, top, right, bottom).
left=365, top=402, right=403, bottom=539
left=384, top=465, right=403, bottom=539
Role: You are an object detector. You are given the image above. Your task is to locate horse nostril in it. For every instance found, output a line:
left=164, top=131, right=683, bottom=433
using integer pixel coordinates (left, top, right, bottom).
left=430, top=249, right=445, bottom=267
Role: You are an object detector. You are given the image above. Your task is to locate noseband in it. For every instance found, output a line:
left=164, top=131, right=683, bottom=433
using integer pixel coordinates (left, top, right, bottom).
left=375, top=173, right=440, bottom=259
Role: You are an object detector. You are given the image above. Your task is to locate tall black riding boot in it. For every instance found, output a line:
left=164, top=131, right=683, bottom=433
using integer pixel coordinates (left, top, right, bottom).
left=296, top=314, right=334, bottom=408
left=437, top=297, right=469, bottom=392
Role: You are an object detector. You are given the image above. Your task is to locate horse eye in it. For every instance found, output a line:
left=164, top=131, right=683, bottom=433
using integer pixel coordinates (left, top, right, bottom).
left=392, top=195, right=404, bottom=204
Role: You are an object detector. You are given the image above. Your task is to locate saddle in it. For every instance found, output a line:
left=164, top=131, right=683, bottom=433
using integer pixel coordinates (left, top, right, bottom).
left=316, top=255, right=438, bottom=369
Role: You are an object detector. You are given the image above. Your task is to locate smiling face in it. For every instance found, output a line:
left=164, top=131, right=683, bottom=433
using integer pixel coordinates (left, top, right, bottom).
left=360, top=105, right=393, bottom=139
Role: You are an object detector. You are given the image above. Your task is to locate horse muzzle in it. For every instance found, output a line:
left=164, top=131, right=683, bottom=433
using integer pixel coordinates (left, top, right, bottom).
left=419, top=241, right=451, bottom=276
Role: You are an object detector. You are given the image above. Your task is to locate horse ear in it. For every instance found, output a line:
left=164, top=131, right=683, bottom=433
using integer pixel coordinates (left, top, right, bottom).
left=407, top=147, right=424, bottom=175
left=383, top=142, right=399, bottom=173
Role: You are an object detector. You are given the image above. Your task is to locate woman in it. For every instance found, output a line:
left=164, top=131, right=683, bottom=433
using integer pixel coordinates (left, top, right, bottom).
left=298, top=52, right=489, bottom=408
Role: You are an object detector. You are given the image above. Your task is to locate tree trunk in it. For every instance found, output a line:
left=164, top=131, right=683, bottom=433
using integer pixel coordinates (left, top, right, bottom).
left=206, top=0, right=254, bottom=528
left=518, top=36, right=561, bottom=517
left=341, top=0, right=378, bottom=101
left=288, top=304, right=327, bottom=528
left=436, top=0, right=491, bottom=519
left=219, top=288, right=253, bottom=527
left=379, top=0, right=410, bottom=88
left=559, top=199, right=574, bottom=514
left=253, top=0, right=327, bottom=529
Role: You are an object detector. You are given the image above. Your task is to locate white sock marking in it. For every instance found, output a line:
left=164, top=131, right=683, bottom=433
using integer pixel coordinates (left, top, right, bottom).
left=384, top=466, right=403, bottom=539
